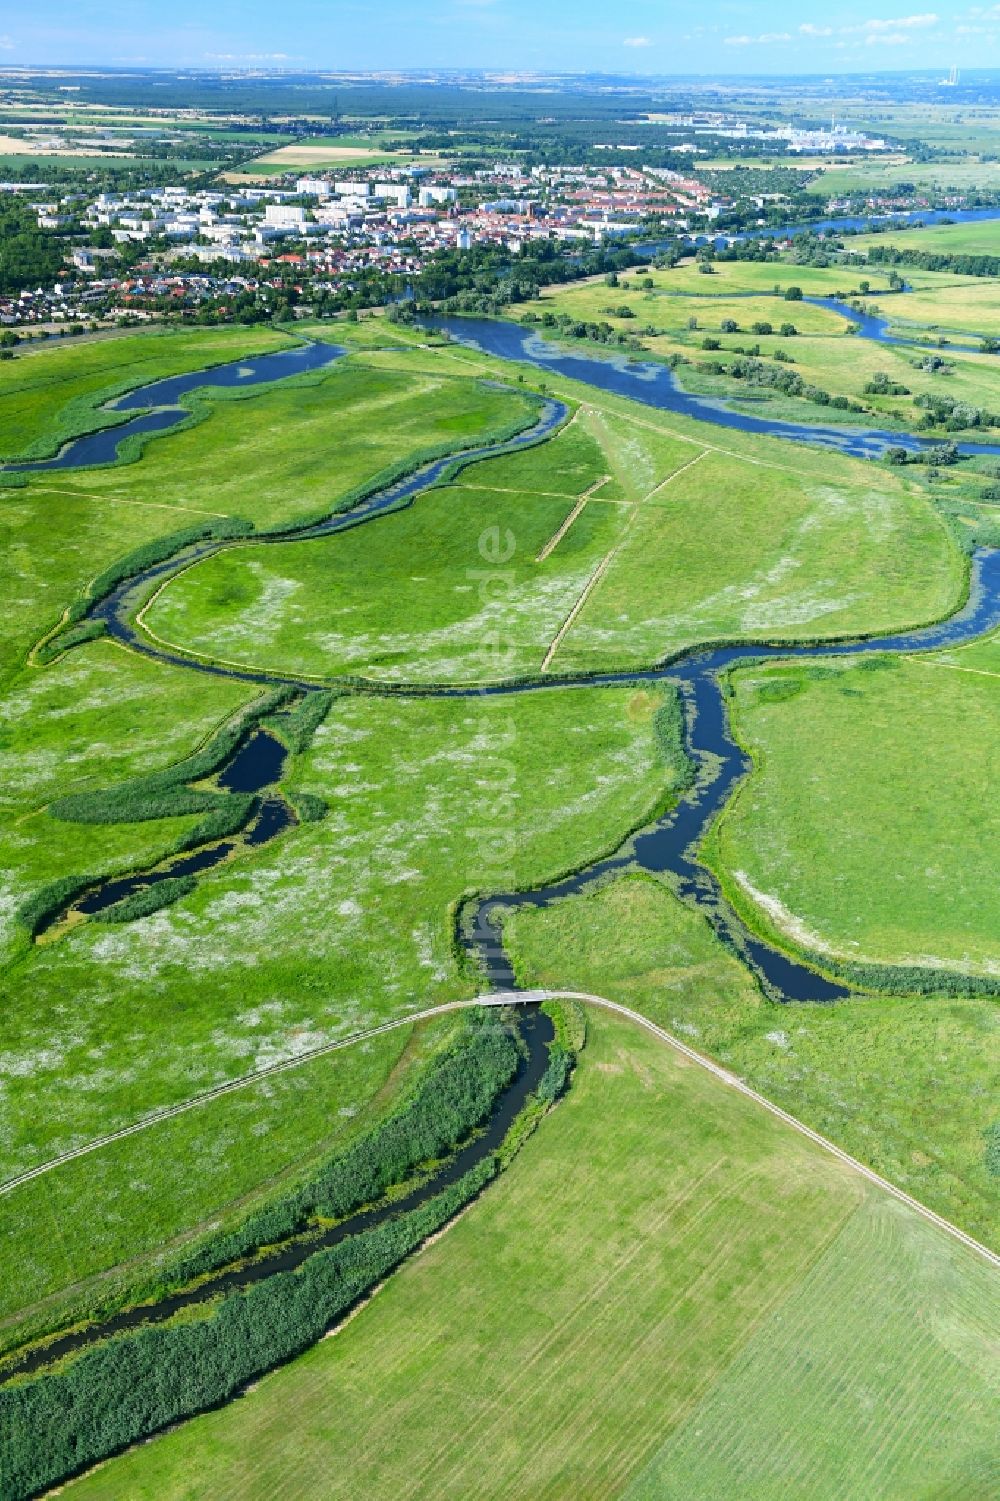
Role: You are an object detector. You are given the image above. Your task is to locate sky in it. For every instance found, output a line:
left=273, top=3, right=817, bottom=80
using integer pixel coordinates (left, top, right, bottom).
left=5, top=1, right=1000, bottom=75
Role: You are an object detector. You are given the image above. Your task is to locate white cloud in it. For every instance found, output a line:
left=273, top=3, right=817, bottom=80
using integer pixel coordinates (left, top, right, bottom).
left=724, top=30, right=792, bottom=46
left=862, top=12, right=938, bottom=30
left=204, top=51, right=292, bottom=62
left=623, top=36, right=652, bottom=47
left=0, top=35, right=14, bottom=49
left=797, top=11, right=938, bottom=41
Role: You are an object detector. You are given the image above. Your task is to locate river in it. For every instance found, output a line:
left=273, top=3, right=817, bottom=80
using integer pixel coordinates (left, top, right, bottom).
left=21, top=310, right=1000, bottom=1005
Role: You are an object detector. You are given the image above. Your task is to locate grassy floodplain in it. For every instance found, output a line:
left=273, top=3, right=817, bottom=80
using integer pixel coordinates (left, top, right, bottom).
left=28, top=355, right=540, bottom=532
left=0, top=1012, right=460, bottom=1360
left=0, top=323, right=297, bottom=461
left=1, top=329, right=680, bottom=1348
left=505, top=876, right=1000, bottom=1242
left=0, top=681, right=674, bottom=1183
left=852, top=217, right=1000, bottom=257
left=62, top=1008, right=1000, bottom=1501
left=134, top=332, right=964, bottom=682
left=707, top=652, right=1000, bottom=976
left=3, top=299, right=999, bottom=1485
left=517, top=260, right=1000, bottom=432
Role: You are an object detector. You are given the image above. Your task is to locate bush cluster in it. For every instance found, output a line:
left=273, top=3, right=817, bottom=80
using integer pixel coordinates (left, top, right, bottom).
left=0, top=1162, right=496, bottom=1501
left=91, top=875, right=197, bottom=924
left=293, top=792, right=327, bottom=823
left=652, top=690, right=695, bottom=793
left=913, top=392, right=999, bottom=431
left=35, top=619, right=106, bottom=665
left=535, top=308, right=643, bottom=350
left=49, top=688, right=294, bottom=826
left=864, top=372, right=911, bottom=397
left=65, top=516, right=254, bottom=629
left=272, top=689, right=337, bottom=754
left=164, top=1022, right=520, bottom=1289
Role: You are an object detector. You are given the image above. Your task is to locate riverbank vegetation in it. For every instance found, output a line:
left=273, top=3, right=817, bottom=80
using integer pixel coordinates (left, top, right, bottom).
left=57, top=1009, right=999, bottom=1501
left=0, top=681, right=670, bottom=1208
left=1, top=1007, right=576, bottom=1500
left=505, top=877, right=999, bottom=1242
left=0, top=323, right=296, bottom=462
left=135, top=349, right=963, bottom=682
left=0, top=1015, right=459, bottom=1363
left=3, top=305, right=998, bottom=1488
left=514, top=258, right=1000, bottom=437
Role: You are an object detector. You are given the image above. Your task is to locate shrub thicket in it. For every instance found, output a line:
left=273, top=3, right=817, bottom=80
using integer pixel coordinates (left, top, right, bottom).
left=15, top=874, right=98, bottom=937
left=653, top=689, right=695, bottom=792
left=165, top=1022, right=520, bottom=1288
left=273, top=689, right=337, bottom=753
left=91, top=875, right=197, bottom=924
left=293, top=792, right=327, bottom=823
left=35, top=620, right=106, bottom=665
left=49, top=689, right=294, bottom=826
left=62, top=516, right=255, bottom=632
left=0, top=1162, right=496, bottom=1501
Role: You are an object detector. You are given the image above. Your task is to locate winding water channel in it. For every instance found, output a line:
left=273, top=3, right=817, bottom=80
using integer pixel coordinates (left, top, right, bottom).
left=21, top=313, right=1000, bottom=1002
left=1, top=1005, right=553, bottom=1381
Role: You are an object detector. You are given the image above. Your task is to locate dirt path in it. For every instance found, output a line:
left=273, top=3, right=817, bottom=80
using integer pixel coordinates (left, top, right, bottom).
left=535, top=474, right=612, bottom=562
left=3, top=989, right=996, bottom=1270
left=538, top=446, right=708, bottom=671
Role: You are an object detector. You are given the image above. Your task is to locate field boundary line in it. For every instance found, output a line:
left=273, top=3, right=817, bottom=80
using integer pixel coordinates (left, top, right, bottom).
left=584, top=401, right=806, bottom=474
left=37, top=487, right=229, bottom=519
left=539, top=445, right=702, bottom=668
left=2, top=989, right=996, bottom=1270
left=535, top=474, right=612, bottom=562
left=642, top=446, right=709, bottom=502
left=539, top=544, right=620, bottom=670
left=903, top=653, right=1000, bottom=683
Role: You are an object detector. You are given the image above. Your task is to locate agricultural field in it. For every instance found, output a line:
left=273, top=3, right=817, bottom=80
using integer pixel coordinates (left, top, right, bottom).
left=809, top=157, right=1000, bottom=193
left=505, top=876, right=1000, bottom=1242
left=62, top=1009, right=1000, bottom=1500
left=232, top=133, right=440, bottom=176
left=851, top=216, right=1000, bottom=258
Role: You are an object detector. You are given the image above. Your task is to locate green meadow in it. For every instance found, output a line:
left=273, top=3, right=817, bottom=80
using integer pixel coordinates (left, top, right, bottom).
left=63, top=1008, right=1000, bottom=1501
left=708, top=652, right=1000, bottom=976
left=505, top=875, right=1000, bottom=1244
left=31, top=357, right=538, bottom=533
left=0, top=324, right=295, bottom=462
left=141, top=480, right=628, bottom=681
left=851, top=219, right=1000, bottom=259
left=519, top=259, right=1000, bottom=431
left=3, top=291, right=999, bottom=1492
left=0, top=681, right=673, bottom=1180
left=132, top=343, right=964, bottom=683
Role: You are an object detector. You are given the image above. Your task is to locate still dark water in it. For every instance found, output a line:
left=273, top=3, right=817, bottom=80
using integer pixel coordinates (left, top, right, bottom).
left=67, top=729, right=292, bottom=923
left=421, top=314, right=1000, bottom=459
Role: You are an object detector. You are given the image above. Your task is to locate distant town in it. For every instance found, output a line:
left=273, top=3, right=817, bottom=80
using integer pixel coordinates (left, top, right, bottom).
left=0, top=109, right=902, bottom=334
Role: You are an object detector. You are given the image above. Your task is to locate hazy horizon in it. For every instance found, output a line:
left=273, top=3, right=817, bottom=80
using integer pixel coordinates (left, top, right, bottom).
left=3, top=3, right=1000, bottom=77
